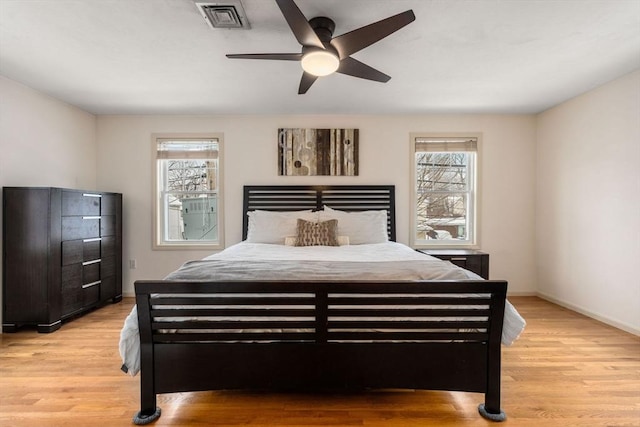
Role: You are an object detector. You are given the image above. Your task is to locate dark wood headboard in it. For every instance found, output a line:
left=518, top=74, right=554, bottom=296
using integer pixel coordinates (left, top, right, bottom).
left=242, top=185, right=396, bottom=241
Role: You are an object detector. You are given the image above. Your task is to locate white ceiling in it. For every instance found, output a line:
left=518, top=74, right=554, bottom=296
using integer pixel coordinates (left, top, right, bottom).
left=1, top=0, right=639, bottom=115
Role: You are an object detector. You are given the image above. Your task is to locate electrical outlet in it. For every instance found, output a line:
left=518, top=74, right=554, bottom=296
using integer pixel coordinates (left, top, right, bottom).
left=129, top=259, right=137, bottom=269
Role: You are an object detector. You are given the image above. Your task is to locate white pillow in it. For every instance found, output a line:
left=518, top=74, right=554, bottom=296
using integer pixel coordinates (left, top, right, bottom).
left=246, top=210, right=318, bottom=244
left=318, top=206, right=388, bottom=244
left=337, top=235, right=350, bottom=246
left=284, top=235, right=350, bottom=246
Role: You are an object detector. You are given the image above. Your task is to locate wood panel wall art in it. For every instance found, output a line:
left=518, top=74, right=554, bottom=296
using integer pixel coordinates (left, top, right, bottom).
left=278, top=128, right=359, bottom=176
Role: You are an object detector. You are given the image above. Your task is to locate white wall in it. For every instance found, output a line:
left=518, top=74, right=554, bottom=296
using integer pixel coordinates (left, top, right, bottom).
left=0, top=76, right=97, bottom=331
left=4, top=69, right=637, bottom=335
left=96, top=114, right=537, bottom=297
left=536, top=70, right=640, bottom=334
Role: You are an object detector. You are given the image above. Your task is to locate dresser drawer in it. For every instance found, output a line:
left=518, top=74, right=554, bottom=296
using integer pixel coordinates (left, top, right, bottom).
left=101, top=194, right=117, bottom=215
left=62, top=217, right=100, bottom=240
left=61, top=240, right=83, bottom=265
left=82, top=282, right=100, bottom=307
left=100, top=215, right=116, bottom=237
left=100, top=276, right=116, bottom=300
left=439, top=255, right=475, bottom=269
left=62, top=192, right=101, bottom=216
left=101, top=235, right=115, bottom=257
left=62, top=259, right=102, bottom=314
left=61, top=264, right=83, bottom=315
left=83, top=239, right=101, bottom=261
left=62, top=238, right=102, bottom=266
left=83, top=261, right=101, bottom=284
left=101, top=256, right=115, bottom=278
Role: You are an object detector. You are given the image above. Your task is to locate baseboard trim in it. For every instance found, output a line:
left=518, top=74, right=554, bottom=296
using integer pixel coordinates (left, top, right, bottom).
left=536, top=291, right=640, bottom=336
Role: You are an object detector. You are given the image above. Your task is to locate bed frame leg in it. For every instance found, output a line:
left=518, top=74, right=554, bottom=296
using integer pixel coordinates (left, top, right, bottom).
left=133, top=407, right=161, bottom=425
left=478, top=404, right=506, bottom=422
left=135, top=356, right=161, bottom=424
left=135, top=293, right=160, bottom=425
left=480, top=290, right=506, bottom=422
left=480, top=371, right=505, bottom=421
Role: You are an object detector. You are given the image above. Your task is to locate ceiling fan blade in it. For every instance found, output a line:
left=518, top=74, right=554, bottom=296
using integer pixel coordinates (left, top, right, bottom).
left=337, top=57, right=391, bottom=82
left=298, top=72, right=318, bottom=94
left=275, top=0, right=324, bottom=49
left=330, top=10, right=416, bottom=59
left=226, top=53, right=303, bottom=61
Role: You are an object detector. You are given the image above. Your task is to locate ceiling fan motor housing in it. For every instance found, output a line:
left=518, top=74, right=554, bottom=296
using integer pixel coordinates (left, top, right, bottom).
left=309, top=17, right=335, bottom=43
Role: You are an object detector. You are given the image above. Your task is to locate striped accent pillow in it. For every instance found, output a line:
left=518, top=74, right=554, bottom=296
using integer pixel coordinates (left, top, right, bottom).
left=295, top=219, right=339, bottom=246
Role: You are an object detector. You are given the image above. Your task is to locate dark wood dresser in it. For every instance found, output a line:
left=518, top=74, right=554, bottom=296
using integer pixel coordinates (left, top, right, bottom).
left=2, top=187, right=122, bottom=332
left=417, top=249, right=489, bottom=279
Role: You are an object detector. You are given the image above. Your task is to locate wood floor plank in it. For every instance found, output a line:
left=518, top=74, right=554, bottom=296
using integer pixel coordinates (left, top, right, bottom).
left=0, top=296, right=638, bottom=426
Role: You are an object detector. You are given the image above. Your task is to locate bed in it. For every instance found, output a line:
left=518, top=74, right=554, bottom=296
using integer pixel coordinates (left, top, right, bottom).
left=123, top=185, right=525, bottom=424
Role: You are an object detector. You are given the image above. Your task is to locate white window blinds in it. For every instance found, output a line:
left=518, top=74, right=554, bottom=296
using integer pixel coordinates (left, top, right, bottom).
left=414, top=137, right=478, bottom=152
left=156, top=139, right=219, bottom=159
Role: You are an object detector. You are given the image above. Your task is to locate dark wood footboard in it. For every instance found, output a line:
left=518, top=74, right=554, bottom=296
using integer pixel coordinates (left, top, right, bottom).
left=134, top=279, right=508, bottom=423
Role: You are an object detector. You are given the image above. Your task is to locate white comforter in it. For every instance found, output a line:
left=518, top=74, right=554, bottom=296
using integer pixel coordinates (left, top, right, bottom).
left=119, top=242, right=526, bottom=376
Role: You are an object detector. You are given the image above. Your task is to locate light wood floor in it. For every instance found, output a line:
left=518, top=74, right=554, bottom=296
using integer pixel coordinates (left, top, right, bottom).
left=1, top=296, right=638, bottom=427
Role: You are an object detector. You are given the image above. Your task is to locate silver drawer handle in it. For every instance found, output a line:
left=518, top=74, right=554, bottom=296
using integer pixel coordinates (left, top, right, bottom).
left=83, top=238, right=101, bottom=243
left=82, top=216, right=101, bottom=220
left=82, top=259, right=101, bottom=266
left=450, top=257, right=467, bottom=261
left=82, top=280, right=101, bottom=289
left=83, top=193, right=102, bottom=198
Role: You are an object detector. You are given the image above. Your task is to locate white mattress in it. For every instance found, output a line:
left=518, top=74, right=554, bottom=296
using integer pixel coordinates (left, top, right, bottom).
left=119, top=242, right=526, bottom=376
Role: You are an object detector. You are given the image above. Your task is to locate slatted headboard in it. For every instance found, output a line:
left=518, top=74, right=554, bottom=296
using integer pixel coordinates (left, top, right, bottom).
left=242, top=185, right=396, bottom=241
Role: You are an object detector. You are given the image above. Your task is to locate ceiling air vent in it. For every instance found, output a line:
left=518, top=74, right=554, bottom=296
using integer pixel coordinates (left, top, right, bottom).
left=196, top=1, right=250, bottom=29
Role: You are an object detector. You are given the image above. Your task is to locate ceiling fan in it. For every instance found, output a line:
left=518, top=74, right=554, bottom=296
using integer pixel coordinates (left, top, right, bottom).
left=226, top=0, right=416, bottom=94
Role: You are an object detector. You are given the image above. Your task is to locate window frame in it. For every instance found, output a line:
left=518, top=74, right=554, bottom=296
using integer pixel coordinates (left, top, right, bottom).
left=410, top=133, right=481, bottom=249
left=152, top=133, right=224, bottom=250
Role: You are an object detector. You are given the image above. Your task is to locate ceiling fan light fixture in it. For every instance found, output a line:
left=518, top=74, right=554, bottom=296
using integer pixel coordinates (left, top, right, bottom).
left=301, top=50, right=340, bottom=77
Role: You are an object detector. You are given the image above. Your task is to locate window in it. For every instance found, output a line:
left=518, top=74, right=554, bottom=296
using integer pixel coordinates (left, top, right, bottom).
left=411, top=134, right=479, bottom=247
left=152, top=134, right=223, bottom=249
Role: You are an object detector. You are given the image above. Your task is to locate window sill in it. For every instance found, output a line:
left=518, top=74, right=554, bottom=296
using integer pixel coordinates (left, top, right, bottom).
left=152, top=242, right=224, bottom=251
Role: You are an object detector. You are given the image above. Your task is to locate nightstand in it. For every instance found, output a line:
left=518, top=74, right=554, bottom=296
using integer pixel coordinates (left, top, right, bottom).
left=417, top=249, right=489, bottom=279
